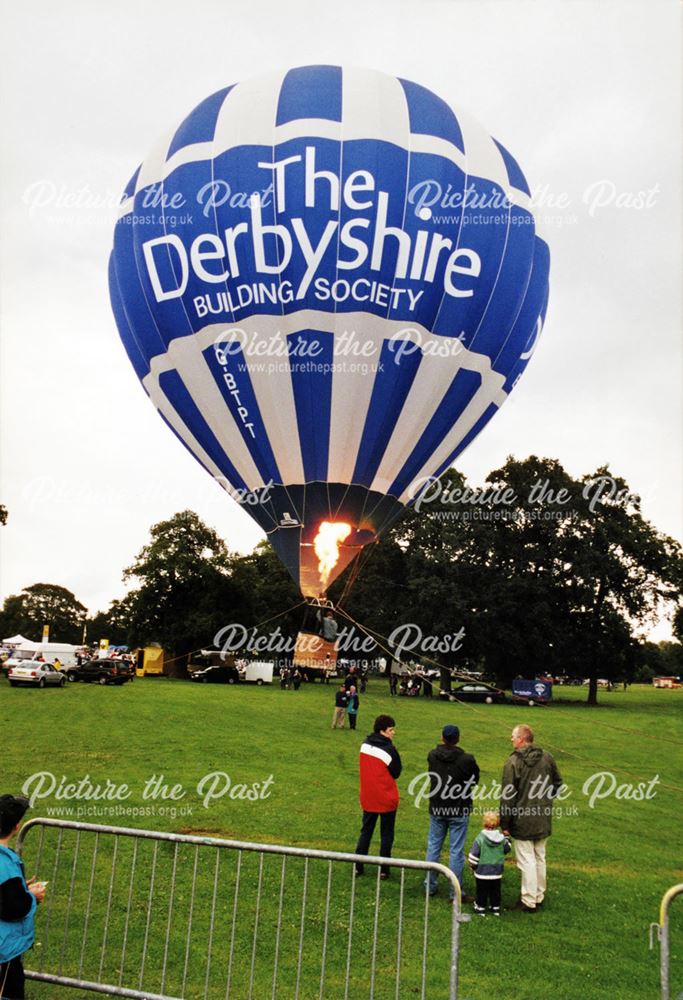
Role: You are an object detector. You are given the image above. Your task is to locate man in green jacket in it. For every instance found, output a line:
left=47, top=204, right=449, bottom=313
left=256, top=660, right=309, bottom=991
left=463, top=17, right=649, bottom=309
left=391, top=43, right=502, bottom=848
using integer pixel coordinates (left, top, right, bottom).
left=500, top=724, right=563, bottom=912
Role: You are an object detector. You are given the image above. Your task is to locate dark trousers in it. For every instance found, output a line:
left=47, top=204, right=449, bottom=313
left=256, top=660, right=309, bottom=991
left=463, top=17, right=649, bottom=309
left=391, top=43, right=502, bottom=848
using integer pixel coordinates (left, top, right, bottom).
left=355, top=810, right=396, bottom=875
left=348, top=713, right=357, bottom=729
left=0, top=956, right=25, bottom=999
left=475, top=877, right=502, bottom=910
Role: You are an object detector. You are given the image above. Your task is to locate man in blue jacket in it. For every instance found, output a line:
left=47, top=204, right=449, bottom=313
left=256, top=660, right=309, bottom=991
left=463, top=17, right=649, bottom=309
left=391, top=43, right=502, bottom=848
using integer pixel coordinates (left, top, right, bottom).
left=0, top=796, right=45, bottom=999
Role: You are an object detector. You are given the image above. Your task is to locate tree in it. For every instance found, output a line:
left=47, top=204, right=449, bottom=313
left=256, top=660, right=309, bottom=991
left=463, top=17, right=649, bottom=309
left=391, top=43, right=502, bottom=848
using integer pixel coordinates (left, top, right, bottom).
left=0, top=505, right=7, bottom=526
left=656, top=640, right=683, bottom=676
left=86, top=600, right=135, bottom=648
left=0, top=583, right=87, bottom=644
left=334, top=457, right=683, bottom=705
left=456, top=457, right=682, bottom=703
left=672, top=606, right=683, bottom=645
left=117, top=510, right=247, bottom=672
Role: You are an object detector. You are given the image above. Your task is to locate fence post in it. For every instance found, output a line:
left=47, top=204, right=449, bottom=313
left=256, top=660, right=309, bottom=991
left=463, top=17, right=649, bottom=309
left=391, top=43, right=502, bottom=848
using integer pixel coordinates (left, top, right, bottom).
left=650, top=883, right=683, bottom=1000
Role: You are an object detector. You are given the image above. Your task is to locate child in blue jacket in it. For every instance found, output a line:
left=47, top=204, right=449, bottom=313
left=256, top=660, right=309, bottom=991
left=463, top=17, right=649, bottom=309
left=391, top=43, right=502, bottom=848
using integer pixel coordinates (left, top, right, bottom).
left=0, top=796, right=45, bottom=999
left=468, top=811, right=511, bottom=916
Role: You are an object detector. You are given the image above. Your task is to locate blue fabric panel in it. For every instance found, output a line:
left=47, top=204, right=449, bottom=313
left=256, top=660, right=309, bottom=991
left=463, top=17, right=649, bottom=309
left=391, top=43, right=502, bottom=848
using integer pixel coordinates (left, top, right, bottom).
left=465, top=205, right=535, bottom=361
left=288, top=329, right=334, bottom=482
left=499, top=237, right=550, bottom=391
left=352, top=340, right=423, bottom=487
left=267, top=524, right=302, bottom=585
left=276, top=65, right=342, bottom=124
left=389, top=368, right=482, bottom=497
left=399, top=78, right=464, bottom=152
left=201, top=344, right=282, bottom=484
left=167, top=86, right=233, bottom=159
left=122, top=166, right=141, bottom=201
left=108, top=254, right=149, bottom=380
left=493, top=139, right=531, bottom=196
left=432, top=402, right=499, bottom=474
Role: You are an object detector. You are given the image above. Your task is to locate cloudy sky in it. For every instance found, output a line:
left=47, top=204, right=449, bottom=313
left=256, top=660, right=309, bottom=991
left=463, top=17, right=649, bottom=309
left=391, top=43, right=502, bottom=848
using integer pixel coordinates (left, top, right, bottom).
left=1, top=0, right=680, bottom=636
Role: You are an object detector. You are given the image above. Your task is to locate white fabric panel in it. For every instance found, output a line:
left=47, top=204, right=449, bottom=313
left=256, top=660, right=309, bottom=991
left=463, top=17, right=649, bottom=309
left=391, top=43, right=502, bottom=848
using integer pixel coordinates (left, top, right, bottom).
left=327, top=327, right=385, bottom=486
left=341, top=67, right=411, bottom=145
left=212, top=70, right=287, bottom=153
left=452, top=104, right=510, bottom=191
left=397, top=377, right=506, bottom=504
left=141, top=311, right=505, bottom=490
left=240, top=319, right=307, bottom=485
left=134, top=128, right=176, bottom=195
left=410, top=133, right=532, bottom=213
left=275, top=119, right=342, bottom=144
left=145, top=336, right=266, bottom=490
left=369, top=352, right=464, bottom=495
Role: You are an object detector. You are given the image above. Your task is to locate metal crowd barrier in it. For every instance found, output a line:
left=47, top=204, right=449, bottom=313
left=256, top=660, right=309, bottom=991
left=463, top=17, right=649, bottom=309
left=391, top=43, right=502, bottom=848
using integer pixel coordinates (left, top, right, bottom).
left=17, top=818, right=467, bottom=1000
left=650, top=883, right=683, bottom=1000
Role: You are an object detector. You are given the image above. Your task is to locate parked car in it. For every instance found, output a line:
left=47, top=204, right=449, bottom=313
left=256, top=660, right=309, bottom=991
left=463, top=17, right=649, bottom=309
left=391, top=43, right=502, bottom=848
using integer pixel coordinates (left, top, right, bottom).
left=2, top=650, right=41, bottom=677
left=190, top=664, right=241, bottom=684
left=66, top=658, right=133, bottom=686
left=450, top=681, right=507, bottom=704
left=8, top=662, right=66, bottom=688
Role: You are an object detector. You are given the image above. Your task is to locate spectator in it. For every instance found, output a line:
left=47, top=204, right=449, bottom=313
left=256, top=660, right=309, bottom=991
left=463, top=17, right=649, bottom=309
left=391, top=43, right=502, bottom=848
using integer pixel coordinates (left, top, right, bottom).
left=331, top=685, right=348, bottom=728
left=0, top=795, right=46, bottom=999
left=346, top=685, right=359, bottom=730
left=500, top=724, right=563, bottom=912
left=468, top=811, right=511, bottom=916
left=355, top=715, right=401, bottom=878
left=424, top=724, right=479, bottom=901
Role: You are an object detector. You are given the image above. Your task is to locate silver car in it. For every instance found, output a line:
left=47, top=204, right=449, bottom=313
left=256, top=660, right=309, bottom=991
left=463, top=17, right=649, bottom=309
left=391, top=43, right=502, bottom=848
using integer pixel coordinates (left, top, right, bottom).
left=8, top=662, right=66, bottom=688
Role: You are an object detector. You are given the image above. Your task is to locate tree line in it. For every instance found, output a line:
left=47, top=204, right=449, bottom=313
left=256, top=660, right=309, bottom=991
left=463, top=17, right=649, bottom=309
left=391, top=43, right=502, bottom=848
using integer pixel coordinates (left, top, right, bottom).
left=1, top=457, right=681, bottom=705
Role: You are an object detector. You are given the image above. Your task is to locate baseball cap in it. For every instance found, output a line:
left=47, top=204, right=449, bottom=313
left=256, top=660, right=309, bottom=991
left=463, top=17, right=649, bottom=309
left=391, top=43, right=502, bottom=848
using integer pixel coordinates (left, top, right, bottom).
left=442, top=724, right=460, bottom=741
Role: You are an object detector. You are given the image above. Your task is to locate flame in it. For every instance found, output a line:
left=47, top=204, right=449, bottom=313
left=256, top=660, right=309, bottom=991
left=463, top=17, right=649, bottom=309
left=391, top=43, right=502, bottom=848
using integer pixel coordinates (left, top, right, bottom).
left=314, top=521, right=352, bottom=592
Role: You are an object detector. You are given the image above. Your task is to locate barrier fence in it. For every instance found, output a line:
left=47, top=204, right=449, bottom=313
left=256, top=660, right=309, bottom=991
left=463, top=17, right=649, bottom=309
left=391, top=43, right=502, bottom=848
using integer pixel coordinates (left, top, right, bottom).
left=17, top=818, right=467, bottom=1000
left=650, top=883, right=683, bottom=1000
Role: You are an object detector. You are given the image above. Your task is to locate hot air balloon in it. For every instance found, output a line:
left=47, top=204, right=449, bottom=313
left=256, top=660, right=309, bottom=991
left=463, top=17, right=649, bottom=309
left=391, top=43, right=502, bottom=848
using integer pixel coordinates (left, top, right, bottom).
left=109, top=65, right=550, bottom=603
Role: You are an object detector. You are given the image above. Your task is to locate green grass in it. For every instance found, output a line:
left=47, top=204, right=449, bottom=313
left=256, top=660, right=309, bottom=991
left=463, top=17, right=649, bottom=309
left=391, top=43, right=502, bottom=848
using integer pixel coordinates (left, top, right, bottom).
left=1, top=677, right=682, bottom=999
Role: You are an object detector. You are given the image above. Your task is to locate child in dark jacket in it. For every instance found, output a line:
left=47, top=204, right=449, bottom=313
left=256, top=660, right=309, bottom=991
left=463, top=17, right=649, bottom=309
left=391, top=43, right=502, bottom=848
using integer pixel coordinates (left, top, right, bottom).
left=467, top=811, right=511, bottom=916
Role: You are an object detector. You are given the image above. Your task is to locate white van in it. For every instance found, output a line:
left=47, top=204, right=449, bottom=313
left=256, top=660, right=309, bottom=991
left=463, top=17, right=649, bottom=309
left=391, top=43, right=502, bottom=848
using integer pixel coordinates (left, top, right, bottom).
left=3, top=643, right=78, bottom=671
left=240, top=661, right=274, bottom=685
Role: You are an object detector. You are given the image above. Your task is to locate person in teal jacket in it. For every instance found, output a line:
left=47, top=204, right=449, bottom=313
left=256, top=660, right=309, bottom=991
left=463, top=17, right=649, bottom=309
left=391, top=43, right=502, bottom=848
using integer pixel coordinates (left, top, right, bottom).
left=0, top=796, right=45, bottom=999
left=468, top=811, right=511, bottom=916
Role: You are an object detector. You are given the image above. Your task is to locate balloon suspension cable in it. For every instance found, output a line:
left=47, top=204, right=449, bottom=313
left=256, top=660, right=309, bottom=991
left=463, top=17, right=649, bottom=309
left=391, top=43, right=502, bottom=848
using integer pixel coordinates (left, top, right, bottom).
left=336, top=546, right=368, bottom=607
left=333, top=604, right=482, bottom=684
left=162, top=599, right=308, bottom=669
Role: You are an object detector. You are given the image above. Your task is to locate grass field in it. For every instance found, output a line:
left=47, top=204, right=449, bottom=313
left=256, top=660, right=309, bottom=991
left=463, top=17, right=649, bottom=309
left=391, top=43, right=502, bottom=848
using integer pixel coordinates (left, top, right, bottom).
left=1, top=675, right=682, bottom=1000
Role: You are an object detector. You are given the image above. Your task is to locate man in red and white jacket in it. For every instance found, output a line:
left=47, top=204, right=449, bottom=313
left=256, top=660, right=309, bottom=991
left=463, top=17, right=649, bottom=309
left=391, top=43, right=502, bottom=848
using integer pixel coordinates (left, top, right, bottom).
left=354, top=715, right=402, bottom=878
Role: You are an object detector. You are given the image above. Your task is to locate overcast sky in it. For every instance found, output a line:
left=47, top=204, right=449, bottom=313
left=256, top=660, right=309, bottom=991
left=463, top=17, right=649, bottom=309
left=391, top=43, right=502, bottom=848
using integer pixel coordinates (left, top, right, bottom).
left=1, top=0, right=681, bottom=639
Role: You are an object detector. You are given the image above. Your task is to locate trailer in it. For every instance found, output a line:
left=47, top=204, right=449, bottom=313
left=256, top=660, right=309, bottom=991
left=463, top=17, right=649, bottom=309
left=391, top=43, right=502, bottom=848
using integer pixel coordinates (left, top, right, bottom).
left=135, top=646, right=166, bottom=677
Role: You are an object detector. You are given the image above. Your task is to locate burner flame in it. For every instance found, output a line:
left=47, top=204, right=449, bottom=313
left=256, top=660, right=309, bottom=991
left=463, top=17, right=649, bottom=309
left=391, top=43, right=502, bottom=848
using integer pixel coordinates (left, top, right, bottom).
left=314, top=522, right=352, bottom=592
